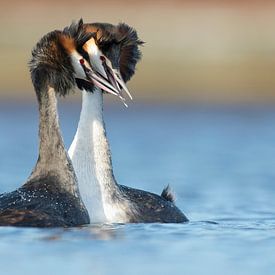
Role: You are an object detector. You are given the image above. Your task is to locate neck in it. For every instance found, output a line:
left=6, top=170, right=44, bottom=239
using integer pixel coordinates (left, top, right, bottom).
left=69, top=88, right=118, bottom=222
left=28, top=87, right=79, bottom=197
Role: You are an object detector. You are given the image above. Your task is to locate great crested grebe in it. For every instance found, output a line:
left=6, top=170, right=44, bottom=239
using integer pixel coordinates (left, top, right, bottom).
left=67, top=20, right=188, bottom=223
left=0, top=23, right=98, bottom=227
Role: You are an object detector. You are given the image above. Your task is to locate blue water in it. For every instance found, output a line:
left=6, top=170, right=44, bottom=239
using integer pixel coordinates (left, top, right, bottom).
left=0, top=100, right=275, bottom=275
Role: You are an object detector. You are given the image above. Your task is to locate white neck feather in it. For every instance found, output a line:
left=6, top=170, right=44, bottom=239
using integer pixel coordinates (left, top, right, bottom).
left=69, top=88, right=127, bottom=223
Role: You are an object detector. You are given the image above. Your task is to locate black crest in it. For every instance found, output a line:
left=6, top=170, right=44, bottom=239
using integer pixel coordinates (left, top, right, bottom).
left=90, top=22, right=144, bottom=82
left=64, top=19, right=95, bottom=52
left=116, top=23, right=144, bottom=82
left=29, top=30, right=75, bottom=97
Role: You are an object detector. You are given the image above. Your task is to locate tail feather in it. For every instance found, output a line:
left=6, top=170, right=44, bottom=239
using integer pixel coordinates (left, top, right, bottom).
left=161, top=185, right=176, bottom=203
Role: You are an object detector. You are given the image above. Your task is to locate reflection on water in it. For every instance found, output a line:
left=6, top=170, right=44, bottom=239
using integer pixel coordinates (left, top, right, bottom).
left=40, top=224, right=123, bottom=242
left=0, top=101, right=275, bottom=275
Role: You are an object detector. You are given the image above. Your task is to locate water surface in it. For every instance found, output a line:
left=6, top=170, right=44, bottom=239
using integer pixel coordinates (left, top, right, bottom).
left=0, top=101, right=274, bottom=275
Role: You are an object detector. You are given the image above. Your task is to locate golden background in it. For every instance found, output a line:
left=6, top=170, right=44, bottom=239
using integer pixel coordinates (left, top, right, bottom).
left=0, top=0, right=275, bottom=103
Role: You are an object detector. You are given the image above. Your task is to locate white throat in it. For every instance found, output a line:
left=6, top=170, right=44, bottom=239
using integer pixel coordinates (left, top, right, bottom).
left=69, top=88, right=127, bottom=223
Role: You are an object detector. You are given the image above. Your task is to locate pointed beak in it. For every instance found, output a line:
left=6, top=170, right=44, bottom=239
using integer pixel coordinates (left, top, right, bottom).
left=81, top=38, right=132, bottom=106
left=80, top=57, right=131, bottom=107
left=91, top=56, right=132, bottom=106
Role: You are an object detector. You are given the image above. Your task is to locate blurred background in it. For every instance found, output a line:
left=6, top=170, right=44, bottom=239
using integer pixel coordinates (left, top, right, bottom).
left=1, top=2, right=275, bottom=274
left=1, top=0, right=275, bottom=103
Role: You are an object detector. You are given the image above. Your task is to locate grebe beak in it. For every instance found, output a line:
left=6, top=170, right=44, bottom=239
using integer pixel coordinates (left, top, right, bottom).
left=82, top=38, right=132, bottom=106
left=101, top=56, right=133, bottom=101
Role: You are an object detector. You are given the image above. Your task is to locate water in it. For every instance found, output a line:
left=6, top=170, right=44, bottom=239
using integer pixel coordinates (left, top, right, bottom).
left=0, top=100, right=275, bottom=275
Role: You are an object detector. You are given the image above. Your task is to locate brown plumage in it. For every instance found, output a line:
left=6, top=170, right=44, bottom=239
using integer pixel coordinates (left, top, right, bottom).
left=64, top=20, right=188, bottom=223
left=0, top=24, right=94, bottom=227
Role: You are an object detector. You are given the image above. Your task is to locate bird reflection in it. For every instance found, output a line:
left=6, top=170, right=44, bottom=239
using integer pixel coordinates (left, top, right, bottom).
left=41, top=224, right=124, bottom=241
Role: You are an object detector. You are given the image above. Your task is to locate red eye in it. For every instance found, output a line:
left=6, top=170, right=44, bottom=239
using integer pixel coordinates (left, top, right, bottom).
left=79, top=59, right=85, bottom=65
left=100, top=56, right=106, bottom=62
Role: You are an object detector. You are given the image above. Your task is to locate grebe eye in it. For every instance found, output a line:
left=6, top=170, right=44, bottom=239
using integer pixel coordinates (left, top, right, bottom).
left=79, top=59, right=85, bottom=65
left=100, top=56, right=106, bottom=62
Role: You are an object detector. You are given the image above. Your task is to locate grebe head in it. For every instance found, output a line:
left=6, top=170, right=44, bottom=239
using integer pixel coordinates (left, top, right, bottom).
left=29, top=23, right=95, bottom=97
left=89, top=22, right=144, bottom=82
left=65, top=19, right=143, bottom=104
